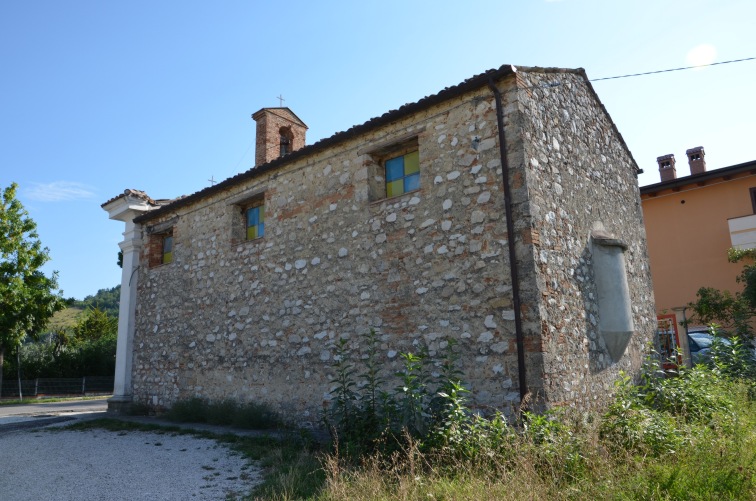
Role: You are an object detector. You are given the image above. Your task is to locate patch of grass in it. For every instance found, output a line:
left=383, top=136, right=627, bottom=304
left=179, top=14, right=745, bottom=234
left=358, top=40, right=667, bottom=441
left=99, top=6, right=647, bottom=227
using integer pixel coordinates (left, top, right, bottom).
left=316, top=338, right=756, bottom=501
left=165, top=397, right=285, bottom=430
left=47, top=307, right=84, bottom=331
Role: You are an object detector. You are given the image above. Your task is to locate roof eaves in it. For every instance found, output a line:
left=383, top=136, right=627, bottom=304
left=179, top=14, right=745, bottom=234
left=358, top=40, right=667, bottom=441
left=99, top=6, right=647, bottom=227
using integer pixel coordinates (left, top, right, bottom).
left=134, top=64, right=526, bottom=224
left=252, top=107, right=309, bottom=128
left=101, top=189, right=160, bottom=208
left=135, top=64, right=592, bottom=224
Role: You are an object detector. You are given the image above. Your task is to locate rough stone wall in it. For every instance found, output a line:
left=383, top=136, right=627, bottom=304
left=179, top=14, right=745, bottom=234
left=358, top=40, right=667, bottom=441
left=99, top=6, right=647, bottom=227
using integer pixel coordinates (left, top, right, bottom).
left=511, top=70, right=655, bottom=410
left=133, top=79, right=527, bottom=424
left=130, top=69, right=655, bottom=422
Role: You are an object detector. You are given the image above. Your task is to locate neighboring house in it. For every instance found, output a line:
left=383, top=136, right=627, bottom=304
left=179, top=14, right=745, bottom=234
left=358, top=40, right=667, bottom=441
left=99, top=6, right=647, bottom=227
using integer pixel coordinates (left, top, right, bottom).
left=641, top=149, right=756, bottom=315
left=103, top=64, right=655, bottom=424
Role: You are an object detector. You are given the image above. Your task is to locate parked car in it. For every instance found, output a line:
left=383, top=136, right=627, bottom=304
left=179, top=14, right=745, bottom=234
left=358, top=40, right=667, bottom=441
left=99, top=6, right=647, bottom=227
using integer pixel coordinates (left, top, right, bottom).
left=687, top=329, right=731, bottom=365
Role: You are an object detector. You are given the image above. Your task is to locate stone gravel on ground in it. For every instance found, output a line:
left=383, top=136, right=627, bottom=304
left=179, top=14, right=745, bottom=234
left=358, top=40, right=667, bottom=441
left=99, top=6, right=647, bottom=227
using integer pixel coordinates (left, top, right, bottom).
left=0, top=426, right=261, bottom=500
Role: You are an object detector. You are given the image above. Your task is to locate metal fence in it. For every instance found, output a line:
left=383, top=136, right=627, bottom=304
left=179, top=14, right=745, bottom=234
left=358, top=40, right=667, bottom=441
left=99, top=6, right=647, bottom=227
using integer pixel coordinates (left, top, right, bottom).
left=0, top=377, right=114, bottom=398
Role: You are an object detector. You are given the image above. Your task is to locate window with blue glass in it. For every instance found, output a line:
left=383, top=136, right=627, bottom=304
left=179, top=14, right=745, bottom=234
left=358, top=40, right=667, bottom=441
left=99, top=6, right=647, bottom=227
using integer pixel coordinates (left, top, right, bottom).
left=246, top=203, right=265, bottom=240
left=385, top=150, right=419, bottom=198
left=162, top=234, right=173, bottom=264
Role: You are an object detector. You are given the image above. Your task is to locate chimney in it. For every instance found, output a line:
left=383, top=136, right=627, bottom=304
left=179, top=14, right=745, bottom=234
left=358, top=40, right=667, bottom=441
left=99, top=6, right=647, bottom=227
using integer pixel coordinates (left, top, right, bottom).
left=686, top=146, right=706, bottom=175
left=251, top=108, right=308, bottom=167
left=657, top=154, right=677, bottom=182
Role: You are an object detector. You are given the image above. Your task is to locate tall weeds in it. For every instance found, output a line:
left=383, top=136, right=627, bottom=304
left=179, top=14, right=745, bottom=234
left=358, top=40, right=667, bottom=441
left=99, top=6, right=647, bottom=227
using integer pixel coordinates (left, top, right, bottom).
left=319, top=333, right=756, bottom=500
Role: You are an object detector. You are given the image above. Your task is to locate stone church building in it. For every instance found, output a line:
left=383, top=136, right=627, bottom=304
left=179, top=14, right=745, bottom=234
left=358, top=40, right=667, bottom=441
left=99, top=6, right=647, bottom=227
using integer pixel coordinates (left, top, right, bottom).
left=103, top=65, right=656, bottom=422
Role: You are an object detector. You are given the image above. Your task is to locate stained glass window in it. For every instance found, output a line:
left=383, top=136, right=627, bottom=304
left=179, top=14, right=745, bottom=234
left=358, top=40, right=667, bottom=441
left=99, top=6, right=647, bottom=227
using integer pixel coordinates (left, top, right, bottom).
left=246, top=204, right=265, bottom=240
left=162, top=235, right=173, bottom=264
left=385, top=150, right=419, bottom=198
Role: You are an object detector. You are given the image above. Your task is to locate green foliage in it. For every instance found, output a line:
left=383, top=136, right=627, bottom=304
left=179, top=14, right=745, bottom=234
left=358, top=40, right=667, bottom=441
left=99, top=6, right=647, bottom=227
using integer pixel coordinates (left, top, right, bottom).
left=0, top=182, right=64, bottom=379
left=601, top=372, right=685, bottom=456
left=73, top=307, right=117, bottom=341
left=67, top=286, right=120, bottom=319
left=328, top=337, right=359, bottom=436
left=638, top=365, right=734, bottom=424
left=3, top=306, right=120, bottom=379
left=325, top=331, right=516, bottom=462
left=394, top=350, right=430, bottom=437
left=357, top=328, right=385, bottom=436
left=705, top=327, right=756, bottom=397
left=691, top=287, right=754, bottom=337
left=322, top=347, right=756, bottom=501
left=165, top=397, right=285, bottom=430
left=690, top=247, right=756, bottom=337
left=4, top=331, right=117, bottom=379
left=600, top=349, right=747, bottom=461
left=47, top=307, right=84, bottom=332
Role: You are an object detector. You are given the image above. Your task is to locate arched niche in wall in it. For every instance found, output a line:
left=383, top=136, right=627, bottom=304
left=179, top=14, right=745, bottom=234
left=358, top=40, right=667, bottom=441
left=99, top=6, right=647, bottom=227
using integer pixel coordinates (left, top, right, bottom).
left=591, top=228, right=634, bottom=362
left=279, top=126, right=294, bottom=157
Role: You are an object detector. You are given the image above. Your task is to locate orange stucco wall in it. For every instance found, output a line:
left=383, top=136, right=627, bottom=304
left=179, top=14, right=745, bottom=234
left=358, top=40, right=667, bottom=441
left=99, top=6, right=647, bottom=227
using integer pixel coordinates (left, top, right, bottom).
left=641, top=173, right=756, bottom=313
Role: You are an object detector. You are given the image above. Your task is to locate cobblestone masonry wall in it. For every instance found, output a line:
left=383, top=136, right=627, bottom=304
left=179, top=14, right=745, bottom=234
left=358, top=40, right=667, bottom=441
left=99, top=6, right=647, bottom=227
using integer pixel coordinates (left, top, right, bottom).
left=512, top=70, right=655, bottom=410
left=131, top=70, right=654, bottom=423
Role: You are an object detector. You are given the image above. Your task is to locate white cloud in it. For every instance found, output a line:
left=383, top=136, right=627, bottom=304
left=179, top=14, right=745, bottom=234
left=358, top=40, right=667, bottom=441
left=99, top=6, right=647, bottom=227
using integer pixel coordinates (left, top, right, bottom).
left=25, top=181, right=96, bottom=202
left=686, top=44, right=717, bottom=68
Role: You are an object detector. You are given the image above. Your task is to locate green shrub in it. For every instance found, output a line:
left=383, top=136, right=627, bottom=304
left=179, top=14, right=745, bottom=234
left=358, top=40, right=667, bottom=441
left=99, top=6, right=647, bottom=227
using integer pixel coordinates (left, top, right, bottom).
left=5, top=332, right=117, bottom=379
left=706, top=330, right=756, bottom=392
left=638, top=365, right=735, bottom=425
left=232, top=401, right=283, bottom=429
left=165, top=396, right=207, bottom=422
left=165, top=396, right=285, bottom=430
left=325, top=331, right=523, bottom=464
left=319, top=331, right=756, bottom=499
left=600, top=374, right=684, bottom=456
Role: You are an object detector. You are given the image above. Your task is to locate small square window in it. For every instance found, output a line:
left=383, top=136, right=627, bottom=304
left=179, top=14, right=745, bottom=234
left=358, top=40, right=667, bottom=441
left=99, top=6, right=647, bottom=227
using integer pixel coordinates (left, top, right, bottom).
left=385, top=150, right=420, bottom=198
left=245, top=202, right=265, bottom=240
left=162, top=234, right=173, bottom=264
left=148, top=228, right=174, bottom=268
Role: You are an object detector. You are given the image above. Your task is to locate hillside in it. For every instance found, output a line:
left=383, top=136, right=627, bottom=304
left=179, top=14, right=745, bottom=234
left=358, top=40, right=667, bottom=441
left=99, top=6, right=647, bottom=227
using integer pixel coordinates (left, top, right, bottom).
left=47, top=307, right=85, bottom=331
left=66, top=285, right=120, bottom=318
left=45, top=285, right=121, bottom=333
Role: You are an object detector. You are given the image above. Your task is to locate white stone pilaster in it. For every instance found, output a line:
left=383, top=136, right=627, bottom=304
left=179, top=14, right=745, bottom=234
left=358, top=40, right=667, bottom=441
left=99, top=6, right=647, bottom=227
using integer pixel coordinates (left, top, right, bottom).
left=102, top=194, right=154, bottom=412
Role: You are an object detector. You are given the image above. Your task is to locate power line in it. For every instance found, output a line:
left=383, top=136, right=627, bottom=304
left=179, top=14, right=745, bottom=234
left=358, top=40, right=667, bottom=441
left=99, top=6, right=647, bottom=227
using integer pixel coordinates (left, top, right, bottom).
left=591, top=57, right=755, bottom=82
left=222, top=57, right=754, bottom=179
left=228, top=139, right=255, bottom=177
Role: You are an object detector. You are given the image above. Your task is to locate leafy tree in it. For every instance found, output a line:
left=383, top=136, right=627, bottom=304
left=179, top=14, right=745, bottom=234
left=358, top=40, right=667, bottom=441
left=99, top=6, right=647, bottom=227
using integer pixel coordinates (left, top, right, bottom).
left=0, top=183, right=64, bottom=395
left=690, top=248, right=756, bottom=338
left=73, top=307, right=117, bottom=341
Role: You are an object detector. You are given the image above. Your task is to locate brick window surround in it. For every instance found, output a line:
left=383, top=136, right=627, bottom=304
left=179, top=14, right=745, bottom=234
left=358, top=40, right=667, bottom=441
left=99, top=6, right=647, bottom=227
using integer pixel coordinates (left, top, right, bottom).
left=147, top=229, right=174, bottom=268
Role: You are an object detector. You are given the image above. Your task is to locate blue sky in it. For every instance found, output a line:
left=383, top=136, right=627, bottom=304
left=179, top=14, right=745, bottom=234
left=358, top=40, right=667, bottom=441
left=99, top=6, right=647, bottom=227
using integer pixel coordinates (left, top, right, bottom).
left=1, top=0, right=755, bottom=300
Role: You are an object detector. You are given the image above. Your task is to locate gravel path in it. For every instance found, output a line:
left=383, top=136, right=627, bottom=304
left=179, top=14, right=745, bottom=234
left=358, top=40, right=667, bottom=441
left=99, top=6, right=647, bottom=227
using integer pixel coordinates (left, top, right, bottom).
left=0, top=426, right=261, bottom=500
